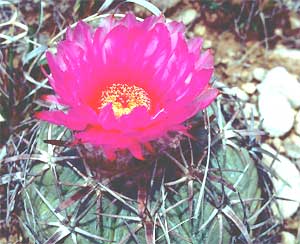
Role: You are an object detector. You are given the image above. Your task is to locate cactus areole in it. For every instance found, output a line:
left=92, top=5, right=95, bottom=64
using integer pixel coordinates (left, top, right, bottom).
left=35, top=13, right=218, bottom=160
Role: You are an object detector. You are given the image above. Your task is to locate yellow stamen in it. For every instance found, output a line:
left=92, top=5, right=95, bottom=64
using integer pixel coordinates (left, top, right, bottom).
left=99, top=83, right=151, bottom=117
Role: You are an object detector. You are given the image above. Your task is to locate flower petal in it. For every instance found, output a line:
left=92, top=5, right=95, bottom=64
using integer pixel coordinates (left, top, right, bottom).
left=38, top=13, right=218, bottom=160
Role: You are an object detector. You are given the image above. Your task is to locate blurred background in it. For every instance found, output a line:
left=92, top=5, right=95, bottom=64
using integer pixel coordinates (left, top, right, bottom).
left=1, top=0, right=300, bottom=243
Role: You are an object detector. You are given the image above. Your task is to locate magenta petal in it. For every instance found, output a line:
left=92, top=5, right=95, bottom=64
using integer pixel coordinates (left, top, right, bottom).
left=119, top=107, right=151, bottom=131
left=66, top=21, right=93, bottom=49
left=36, top=105, right=97, bottom=130
left=196, top=49, right=214, bottom=69
left=102, top=146, right=117, bottom=161
left=36, top=110, right=88, bottom=130
left=41, top=95, right=60, bottom=104
left=128, top=143, right=144, bottom=160
left=196, top=88, right=219, bottom=110
left=96, top=104, right=120, bottom=130
left=188, top=37, right=203, bottom=54
left=121, top=13, right=139, bottom=28
left=167, top=21, right=185, bottom=35
left=141, top=14, right=164, bottom=30
left=38, top=13, right=218, bottom=160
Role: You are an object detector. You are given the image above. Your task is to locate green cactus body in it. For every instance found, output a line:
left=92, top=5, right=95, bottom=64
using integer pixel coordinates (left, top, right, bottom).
left=21, top=102, right=261, bottom=244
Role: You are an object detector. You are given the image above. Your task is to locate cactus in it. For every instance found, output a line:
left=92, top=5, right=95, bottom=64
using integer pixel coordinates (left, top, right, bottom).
left=20, top=98, right=263, bottom=244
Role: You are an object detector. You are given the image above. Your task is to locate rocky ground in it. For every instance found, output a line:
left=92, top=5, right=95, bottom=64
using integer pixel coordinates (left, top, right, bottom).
left=1, top=0, right=300, bottom=243
left=181, top=2, right=300, bottom=243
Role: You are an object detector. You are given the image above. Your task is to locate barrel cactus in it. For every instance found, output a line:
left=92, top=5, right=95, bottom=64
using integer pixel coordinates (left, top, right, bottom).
left=20, top=12, right=266, bottom=244
left=21, top=100, right=262, bottom=244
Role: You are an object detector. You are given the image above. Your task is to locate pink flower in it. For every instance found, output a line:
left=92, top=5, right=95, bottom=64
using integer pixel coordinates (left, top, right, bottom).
left=36, top=13, right=218, bottom=160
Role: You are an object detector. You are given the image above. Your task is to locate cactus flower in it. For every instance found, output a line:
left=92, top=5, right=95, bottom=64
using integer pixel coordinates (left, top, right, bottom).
left=36, top=13, right=218, bottom=159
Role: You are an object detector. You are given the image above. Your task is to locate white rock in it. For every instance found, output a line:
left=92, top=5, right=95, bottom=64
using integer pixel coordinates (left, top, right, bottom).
left=261, top=144, right=300, bottom=219
left=281, top=231, right=296, bottom=244
left=0, top=146, right=6, bottom=161
left=258, top=66, right=300, bottom=108
left=272, top=137, right=285, bottom=154
left=0, top=113, right=4, bottom=122
left=258, top=92, right=294, bottom=137
left=273, top=48, right=300, bottom=61
left=203, top=40, right=212, bottom=49
left=241, top=82, right=256, bottom=95
left=194, top=24, right=206, bottom=36
left=283, top=134, right=300, bottom=159
left=243, top=103, right=259, bottom=119
left=260, top=144, right=278, bottom=168
left=252, top=67, right=267, bottom=81
left=177, top=9, right=198, bottom=25
left=295, top=110, right=300, bottom=136
left=290, top=13, right=300, bottom=29
left=150, top=0, right=180, bottom=10
left=223, top=87, right=249, bottom=101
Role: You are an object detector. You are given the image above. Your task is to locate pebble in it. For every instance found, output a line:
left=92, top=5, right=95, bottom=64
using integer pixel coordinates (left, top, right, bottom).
left=281, top=231, right=296, bottom=244
left=229, top=87, right=249, bottom=101
left=150, top=0, right=180, bottom=10
left=243, top=103, right=259, bottom=119
left=240, top=70, right=253, bottom=82
left=194, top=24, right=206, bottom=36
left=257, top=66, right=300, bottom=109
left=178, top=8, right=198, bottom=25
left=203, top=40, right=212, bottom=49
left=274, top=28, right=283, bottom=36
left=252, top=67, right=267, bottom=81
left=290, top=13, right=300, bottom=29
left=0, top=113, right=4, bottom=122
left=261, top=144, right=300, bottom=219
left=295, top=110, right=300, bottom=136
left=258, top=92, right=294, bottom=137
left=241, top=82, right=256, bottom=95
left=0, top=146, right=6, bottom=161
left=283, top=134, right=300, bottom=159
left=272, top=137, right=285, bottom=154
left=273, top=48, right=300, bottom=61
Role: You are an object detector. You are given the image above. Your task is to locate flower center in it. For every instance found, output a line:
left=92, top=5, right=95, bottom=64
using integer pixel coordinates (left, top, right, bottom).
left=99, top=83, right=151, bottom=117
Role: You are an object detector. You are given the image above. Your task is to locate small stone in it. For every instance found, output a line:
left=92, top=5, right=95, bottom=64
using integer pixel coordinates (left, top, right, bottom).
left=240, top=70, right=252, bottom=82
left=150, top=0, right=180, bottom=10
left=258, top=66, right=300, bottom=109
left=0, top=113, right=4, bottom=122
left=258, top=93, right=294, bottom=137
left=231, top=87, right=249, bottom=101
left=223, top=87, right=249, bottom=101
left=261, top=144, right=300, bottom=219
left=243, top=103, right=259, bottom=119
left=274, top=28, right=283, bottom=36
left=220, top=57, right=230, bottom=64
left=0, top=146, right=6, bottom=161
left=295, top=110, right=300, bottom=136
left=202, top=40, right=212, bottom=49
left=283, top=134, right=300, bottom=159
left=281, top=231, right=296, bottom=244
left=241, top=82, right=256, bottom=95
left=260, top=144, right=277, bottom=168
left=177, top=9, right=198, bottom=25
left=252, top=67, right=267, bottom=81
left=194, top=24, right=206, bottom=36
left=290, top=13, right=300, bottom=29
left=273, top=48, right=300, bottom=61
left=272, top=137, right=285, bottom=154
